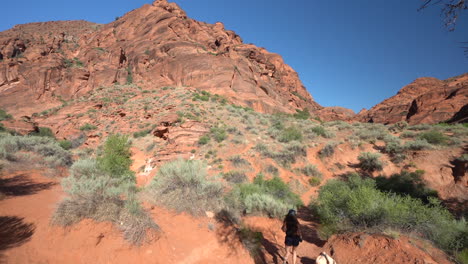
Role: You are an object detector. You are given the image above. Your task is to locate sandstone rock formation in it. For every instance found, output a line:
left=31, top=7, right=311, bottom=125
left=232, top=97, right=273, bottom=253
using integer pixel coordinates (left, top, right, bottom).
left=355, top=74, right=468, bottom=124
left=0, top=0, right=321, bottom=117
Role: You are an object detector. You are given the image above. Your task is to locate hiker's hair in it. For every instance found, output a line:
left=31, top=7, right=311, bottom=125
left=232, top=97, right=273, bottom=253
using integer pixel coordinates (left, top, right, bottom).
left=284, top=213, right=298, bottom=226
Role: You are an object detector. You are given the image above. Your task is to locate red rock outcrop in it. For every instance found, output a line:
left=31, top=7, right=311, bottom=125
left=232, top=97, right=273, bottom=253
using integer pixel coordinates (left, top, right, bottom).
left=321, top=233, right=451, bottom=264
left=317, top=106, right=355, bottom=122
left=355, top=74, right=468, bottom=124
left=0, top=0, right=321, bottom=117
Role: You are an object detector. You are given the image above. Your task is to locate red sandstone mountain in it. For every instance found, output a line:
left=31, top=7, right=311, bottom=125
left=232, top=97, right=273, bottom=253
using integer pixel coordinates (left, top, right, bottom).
left=355, top=74, right=468, bottom=124
left=0, top=0, right=322, bottom=117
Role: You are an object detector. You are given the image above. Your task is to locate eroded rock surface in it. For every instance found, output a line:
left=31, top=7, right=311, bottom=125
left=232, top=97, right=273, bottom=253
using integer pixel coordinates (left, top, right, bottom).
left=355, top=74, right=468, bottom=124
left=0, top=0, right=320, bottom=117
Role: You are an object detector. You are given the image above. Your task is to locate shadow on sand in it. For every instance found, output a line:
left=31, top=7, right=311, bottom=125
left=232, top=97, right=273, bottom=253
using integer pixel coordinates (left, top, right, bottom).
left=0, top=173, right=55, bottom=197
left=0, top=216, right=35, bottom=251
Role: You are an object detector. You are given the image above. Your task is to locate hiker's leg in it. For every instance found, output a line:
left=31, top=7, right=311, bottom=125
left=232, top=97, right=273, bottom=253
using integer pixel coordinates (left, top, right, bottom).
left=283, top=245, right=291, bottom=264
left=292, top=246, right=297, bottom=264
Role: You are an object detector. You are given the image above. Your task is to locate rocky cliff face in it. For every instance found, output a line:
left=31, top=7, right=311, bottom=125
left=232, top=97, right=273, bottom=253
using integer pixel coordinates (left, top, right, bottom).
left=0, top=0, right=321, bottom=117
left=355, top=74, right=468, bottom=124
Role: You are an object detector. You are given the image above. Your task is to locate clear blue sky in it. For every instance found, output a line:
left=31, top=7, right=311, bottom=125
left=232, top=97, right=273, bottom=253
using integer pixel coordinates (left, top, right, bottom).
left=2, top=0, right=467, bottom=112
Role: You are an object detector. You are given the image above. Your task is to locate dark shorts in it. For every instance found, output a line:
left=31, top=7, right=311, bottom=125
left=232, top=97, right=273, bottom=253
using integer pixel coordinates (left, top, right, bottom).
left=285, top=235, right=301, bottom=247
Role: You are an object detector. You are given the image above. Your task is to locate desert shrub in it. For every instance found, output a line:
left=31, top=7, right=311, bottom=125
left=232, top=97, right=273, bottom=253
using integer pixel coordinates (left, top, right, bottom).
left=357, top=152, right=383, bottom=172
left=59, top=140, right=73, bottom=150
left=278, top=126, right=303, bottom=143
left=70, top=133, right=87, bottom=148
left=53, top=158, right=157, bottom=245
left=97, top=134, right=134, bottom=181
left=375, top=170, right=438, bottom=203
left=400, top=131, right=417, bottom=138
left=223, top=171, right=248, bottom=184
left=146, top=159, right=224, bottom=215
left=210, top=127, right=227, bottom=142
left=309, top=125, right=334, bottom=138
left=457, top=248, right=468, bottom=264
left=309, top=177, right=322, bottom=186
left=269, top=142, right=307, bottom=167
left=356, top=126, right=388, bottom=143
left=418, top=130, right=448, bottom=145
left=404, top=139, right=433, bottom=151
left=288, top=179, right=308, bottom=194
left=407, top=124, right=431, bottom=131
left=0, top=134, right=72, bottom=166
left=30, top=127, right=55, bottom=138
left=302, top=164, right=322, bottom=178
left=293, top=109, right=310, bottom=120
left=265, top=164, right=279, bottom=176
left=79, top=123, right=97, bottom=131
left=310, top=174, right=468, bottom=253
left=0, top=109, right=13, bottom=121
left=383, top=137, right=405, bottom=163
left=388, top=121, right=408, bottom=132
left=225, top=174, right=302, bottom=218
left=228, top=155, right=251, bottom=168
left=133, top=129, right=152, bottom=138
left=319, top=142, right=337, bottom=158
left=198, top=135, right=210, bottom=145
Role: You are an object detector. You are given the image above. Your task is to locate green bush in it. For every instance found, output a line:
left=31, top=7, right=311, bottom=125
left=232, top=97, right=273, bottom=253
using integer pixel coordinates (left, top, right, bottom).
left=59, top=140, right=73, bottom=150
left=311, top=175, right=468, bottom=253
left=375, top=170, right=438, bottom=203
left=30, top=127, right=55, bottom=138
left=97, top=134, right=134, bottom=181
left=226, top=174, right=302, bottom=218
left=418, top=130, right=448, bottom=145
left=133, top=129, right=152, bottom=138
left=198, top=135, right=210, bottom=145
left=400, top=131, right=417, bottom=138
left=210, top=127, right=227, bottom=142
left=309, top=177, right=322, bottom=186
left=146, top=159, right=224, bottom=216
left=457, top=248, right=468, bottom=264
left=404, top=139, right=433, bottom=151
left=278, top=126, right=303, bottom=143
left=0, top=109, right=13, bottom=121
left=80, top=123, right=97, bottom=131
left=293, top=109, right=310, bottom=120
left=357, top=152, right=383, bottom=172
left=309, top=125, right=333, bottom=138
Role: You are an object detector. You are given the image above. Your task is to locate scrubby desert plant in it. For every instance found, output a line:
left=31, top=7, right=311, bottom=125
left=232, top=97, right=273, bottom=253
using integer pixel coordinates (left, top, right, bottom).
left=375, top=170, right=438, bottom=203
left=318, top=142, right=338, bottom=158
left=278, top=126, right=303, bottom=143
left=223, top=171, right=248, bottom=184
left=302, top=164, right=322, bottom=178
left=225, top=174, right=302, bottom=218
left=79, top=123, right=97, bottom=131
left=228, top=155, right=251, bottom=168
left=146, top=159, right=224, bottom=216
left=418, top=130, right=448, bottom=145
left=357, top=152, right=383, bottom=172
left=310, top=174, right=467, bottom=254
left=404, top=139, right=433, bottom=151
left=97, top=134, right=134, bottom=182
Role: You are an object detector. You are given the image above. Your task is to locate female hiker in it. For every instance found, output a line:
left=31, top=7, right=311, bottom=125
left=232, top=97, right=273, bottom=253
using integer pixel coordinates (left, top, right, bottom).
left=281, top=209, right=302, bottom=264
